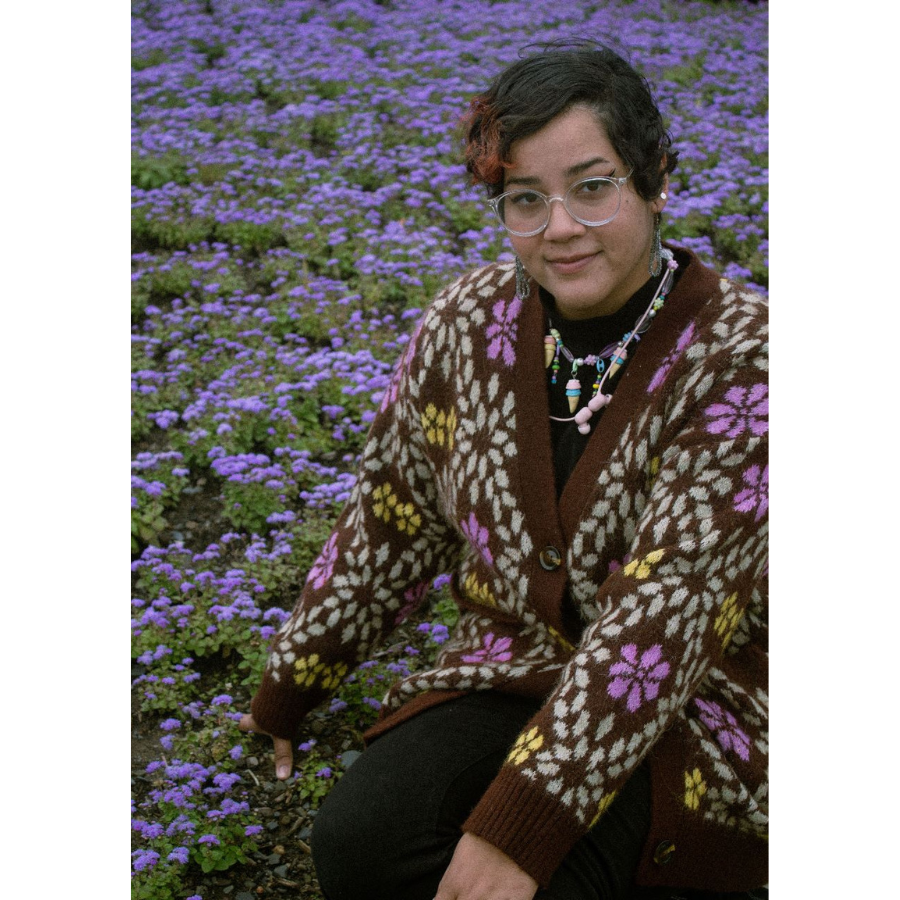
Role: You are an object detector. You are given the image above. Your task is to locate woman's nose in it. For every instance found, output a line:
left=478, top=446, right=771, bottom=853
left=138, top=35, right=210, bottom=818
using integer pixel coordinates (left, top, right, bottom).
left=542, top=197, right=586, bottom=240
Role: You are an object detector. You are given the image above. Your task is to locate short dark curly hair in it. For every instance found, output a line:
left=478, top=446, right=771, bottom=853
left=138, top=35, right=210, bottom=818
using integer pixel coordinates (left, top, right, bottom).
left=463, top=41, right=678, bottom=202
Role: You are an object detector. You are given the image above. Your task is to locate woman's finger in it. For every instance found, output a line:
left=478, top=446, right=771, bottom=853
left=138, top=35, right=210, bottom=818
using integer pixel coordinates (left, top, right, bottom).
left=273, top=736, right=294, bottom=780
left=237, top=712, right=260, bottom=733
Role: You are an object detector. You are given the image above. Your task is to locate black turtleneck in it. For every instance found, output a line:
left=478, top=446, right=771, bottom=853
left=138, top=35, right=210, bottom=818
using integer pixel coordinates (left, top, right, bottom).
left=540, top=272, right=666, bottom=499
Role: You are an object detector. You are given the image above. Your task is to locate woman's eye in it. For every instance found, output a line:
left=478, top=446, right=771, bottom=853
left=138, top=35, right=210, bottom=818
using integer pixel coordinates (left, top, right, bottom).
left=510, top=191, right=542, bottom=207
left=576, top=179, right=607, bottom=195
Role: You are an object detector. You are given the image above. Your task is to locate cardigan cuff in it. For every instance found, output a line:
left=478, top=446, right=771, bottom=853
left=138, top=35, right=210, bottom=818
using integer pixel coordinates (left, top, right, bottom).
left=462, top=767, right=585, bottom=888
left=249, top=673, right=315, bottom=741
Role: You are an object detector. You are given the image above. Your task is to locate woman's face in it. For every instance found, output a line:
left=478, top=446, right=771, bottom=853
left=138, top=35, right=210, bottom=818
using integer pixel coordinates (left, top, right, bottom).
left=504, top=104, right=667, bottom=320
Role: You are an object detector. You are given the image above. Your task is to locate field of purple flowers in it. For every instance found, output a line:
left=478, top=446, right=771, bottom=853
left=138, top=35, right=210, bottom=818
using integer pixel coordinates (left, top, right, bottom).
left=131, top=1, right=767, bottom=897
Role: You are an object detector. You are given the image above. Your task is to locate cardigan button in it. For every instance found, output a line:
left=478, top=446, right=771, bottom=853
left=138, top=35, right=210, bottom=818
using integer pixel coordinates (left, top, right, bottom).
left=652, top=840, right=676, bottom=865
left=539, top=546, right=562, bottom=571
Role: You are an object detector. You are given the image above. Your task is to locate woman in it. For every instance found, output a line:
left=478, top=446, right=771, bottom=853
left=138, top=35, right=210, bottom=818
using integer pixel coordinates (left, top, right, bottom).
left=240, top=42, right=768, bottom=900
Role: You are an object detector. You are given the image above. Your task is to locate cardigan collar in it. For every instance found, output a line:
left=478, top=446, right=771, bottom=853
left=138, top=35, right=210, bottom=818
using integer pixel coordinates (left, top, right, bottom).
left=512, top=245, right=723, bottom=545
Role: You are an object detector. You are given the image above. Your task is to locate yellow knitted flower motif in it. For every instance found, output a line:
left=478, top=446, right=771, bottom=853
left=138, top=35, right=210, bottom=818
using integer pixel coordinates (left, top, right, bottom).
left=507, top=727, right=544, bottom=766
left=547, top=625, right=575, bottom=653
left=421, top=404, right=457, bottom=449
left=372, top=483, right=421, bottom=535
left=645, top=456, right=661, bottom=492
left=372, top=482, right=397, bottom=523
left=463, top=572, right=497, bottom=608
left=394, top=500, right=422, bottom=535
left=714, top=592, right=744, bottom=649
left=589, top=790, right=618, bottom=828
left=293, top=654, right=348, bottom=690
left=622, top=549, right=666, bottom=579
left=684, top=768, right=707, bottom=810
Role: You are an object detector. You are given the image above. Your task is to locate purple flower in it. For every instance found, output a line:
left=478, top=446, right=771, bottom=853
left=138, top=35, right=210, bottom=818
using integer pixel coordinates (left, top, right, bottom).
left=306, top=532, right=339, bottom=590
left=607, top=644, right=671, bottom=712
left=198, top=834, right=220, bottom=846
left=167, top=847, right=190, bottom=865
left=461, top=632, right=513, bottom=664
left=705, top=384, right=768, bottom=437
left=131, top=850, right=160, bottom=872
left=648, top=323, right=696, bottom=392
left=693, top=697, right=751, bottom=761
left=160, top=718, right=181, bottom=731
left=733, top=464, right=768, bottom=521
left=485, top=296, right=522, bottom=367
left=460, top=512, right=493, bottom=566
left=316, top=767, right=333, bottom=778
left=245, top=825, right=263, bottom=836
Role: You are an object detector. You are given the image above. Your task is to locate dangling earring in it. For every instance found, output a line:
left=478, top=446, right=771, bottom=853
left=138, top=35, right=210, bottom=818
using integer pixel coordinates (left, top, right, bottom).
left=648, top=214, right=663, bottom=277
left=515, top=256, right=531, bottom=299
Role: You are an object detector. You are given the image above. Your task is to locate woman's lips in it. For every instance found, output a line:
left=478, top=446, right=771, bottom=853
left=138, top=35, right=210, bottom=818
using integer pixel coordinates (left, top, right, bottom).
left=546, top=252, right=597, bottom=275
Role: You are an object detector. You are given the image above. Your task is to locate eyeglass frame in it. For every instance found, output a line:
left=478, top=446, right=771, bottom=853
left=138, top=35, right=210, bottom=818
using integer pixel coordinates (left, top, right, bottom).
left=488, top=170, right=634, bottom=237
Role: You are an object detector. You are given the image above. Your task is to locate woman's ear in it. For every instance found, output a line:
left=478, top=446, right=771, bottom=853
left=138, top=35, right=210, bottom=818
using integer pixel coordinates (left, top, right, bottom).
left=651, top=172, right=669, bottom=214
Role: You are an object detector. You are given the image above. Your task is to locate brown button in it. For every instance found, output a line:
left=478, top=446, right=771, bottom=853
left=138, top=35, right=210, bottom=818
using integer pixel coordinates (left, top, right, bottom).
left=539, top=546, right=562, bottom=571
left=652, top=840, right=676, bottom=865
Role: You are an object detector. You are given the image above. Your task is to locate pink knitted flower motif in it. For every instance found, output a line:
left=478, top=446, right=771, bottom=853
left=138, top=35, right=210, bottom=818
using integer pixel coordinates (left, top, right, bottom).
left=485, top=296, right=522, bottom=367
left=306, top=532, right=339, bottom=590
left=461, top=512, right=493, bottom=566
left=607, top=643, right=670, bottom=712
left=647, top=322, right=695, bottom=392
left=462, top=632, right=513, bottom=664
left=693, top=698, right=751, bottom=761
left=733, top=464, right=768, bottom=521
left=704, top=384, right=768, bottom=438
left=394, top=580, right=430, bottom=625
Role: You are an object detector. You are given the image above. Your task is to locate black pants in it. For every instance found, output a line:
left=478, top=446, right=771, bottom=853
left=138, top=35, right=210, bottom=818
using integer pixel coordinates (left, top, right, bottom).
left=311, top=691, right=662, bottom=900
left=310, top=692, right=766, bottom=900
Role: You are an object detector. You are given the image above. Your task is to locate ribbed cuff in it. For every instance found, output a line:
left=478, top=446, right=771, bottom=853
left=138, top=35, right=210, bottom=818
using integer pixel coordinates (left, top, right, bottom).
left=462, top=767, right=585, bottom=888
left=250, top=671, right=318, bottom=741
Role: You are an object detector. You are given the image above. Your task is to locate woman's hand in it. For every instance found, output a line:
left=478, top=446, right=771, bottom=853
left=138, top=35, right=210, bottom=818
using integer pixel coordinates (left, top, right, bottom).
left=435, top=833, right=539, bottom=900
left=238, top=713, right=294, bottom=780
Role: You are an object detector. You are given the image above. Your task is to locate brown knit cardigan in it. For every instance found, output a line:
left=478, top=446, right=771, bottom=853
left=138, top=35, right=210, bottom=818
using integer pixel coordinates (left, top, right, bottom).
left=251, top=247, right=769, bottom=892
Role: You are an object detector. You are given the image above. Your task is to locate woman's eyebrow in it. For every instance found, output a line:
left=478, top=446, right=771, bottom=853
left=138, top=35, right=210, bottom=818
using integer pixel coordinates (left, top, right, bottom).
left=504, top=156, right=615, bottom=187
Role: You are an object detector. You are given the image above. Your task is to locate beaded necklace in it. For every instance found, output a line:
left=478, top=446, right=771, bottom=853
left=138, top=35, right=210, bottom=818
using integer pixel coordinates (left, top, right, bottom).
left=545, top=250, right=678, bottom=435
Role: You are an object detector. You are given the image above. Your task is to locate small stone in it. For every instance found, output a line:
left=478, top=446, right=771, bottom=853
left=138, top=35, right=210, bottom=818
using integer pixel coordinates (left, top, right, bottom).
left=341, top=750, right=362, bottom=769
left=236, top=893, right=256, bottom=900
left=248, top=756, right=259, bottom=767
left=266, top=853, right=281, bottom=865
left=273, top=864, right=290, bottom=878
left=298, top=826, right=311, bottom=841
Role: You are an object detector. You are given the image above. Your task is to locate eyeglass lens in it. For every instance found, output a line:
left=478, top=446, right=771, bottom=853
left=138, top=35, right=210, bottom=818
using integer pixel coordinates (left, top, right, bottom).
left=497, top=177, right=622, bottom=234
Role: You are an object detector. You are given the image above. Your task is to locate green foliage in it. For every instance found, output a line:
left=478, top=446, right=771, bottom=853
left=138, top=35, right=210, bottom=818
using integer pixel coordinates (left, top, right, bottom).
left=292, top=749, right=345, bottom=809
left=132, top=154, right=191, bottom=190
left=132, top=496, right=169, bottom=554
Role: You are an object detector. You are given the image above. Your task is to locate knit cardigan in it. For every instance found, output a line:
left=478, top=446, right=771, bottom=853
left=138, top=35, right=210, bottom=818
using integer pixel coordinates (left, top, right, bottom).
left=251, top=247, right=769, bottom=892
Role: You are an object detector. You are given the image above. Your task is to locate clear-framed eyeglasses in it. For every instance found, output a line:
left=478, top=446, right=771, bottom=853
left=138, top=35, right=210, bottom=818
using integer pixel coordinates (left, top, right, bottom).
left=489, top=171, right=633, bottom=237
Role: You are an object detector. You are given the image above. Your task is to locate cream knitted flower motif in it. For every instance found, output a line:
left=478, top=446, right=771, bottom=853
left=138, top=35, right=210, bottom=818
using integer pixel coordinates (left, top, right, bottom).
left=507, top=727, right=544, bottom=766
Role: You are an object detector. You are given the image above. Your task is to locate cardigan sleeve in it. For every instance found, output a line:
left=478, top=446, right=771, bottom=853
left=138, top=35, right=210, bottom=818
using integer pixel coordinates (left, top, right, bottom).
left=249, top=298, right=464, bottom=740
left=462, top=313, right=768, bottom=887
